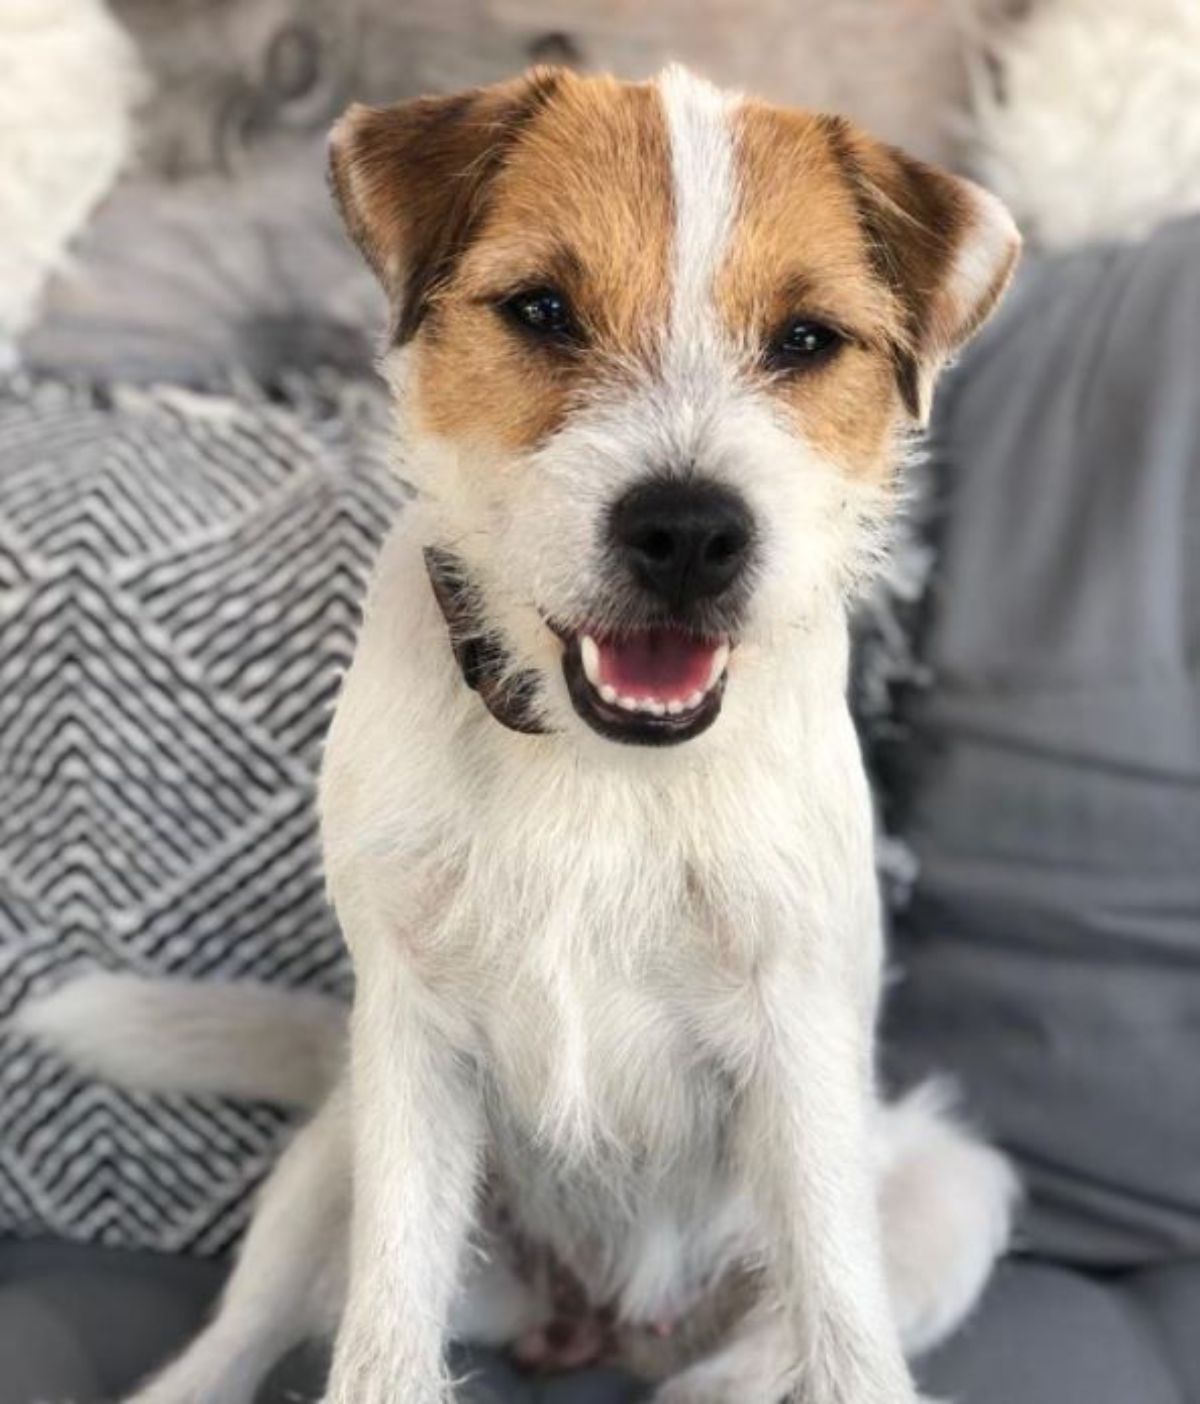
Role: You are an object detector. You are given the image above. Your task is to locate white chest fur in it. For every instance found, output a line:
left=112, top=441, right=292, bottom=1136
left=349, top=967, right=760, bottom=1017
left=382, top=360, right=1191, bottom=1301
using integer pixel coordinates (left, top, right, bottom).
left=320, top=515, right=884, bottom=1321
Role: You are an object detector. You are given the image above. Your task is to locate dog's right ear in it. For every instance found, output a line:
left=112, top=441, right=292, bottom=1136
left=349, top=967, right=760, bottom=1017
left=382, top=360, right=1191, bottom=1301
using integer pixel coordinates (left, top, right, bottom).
left=822, top=118, right=1021, bottom=426
left=328, top=69, right=566, bottom=344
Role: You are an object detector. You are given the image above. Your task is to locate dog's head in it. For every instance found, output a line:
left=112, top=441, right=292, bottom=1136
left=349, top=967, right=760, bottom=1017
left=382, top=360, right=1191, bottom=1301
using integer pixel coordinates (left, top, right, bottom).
left=330, top=67, right=1018, bottom=747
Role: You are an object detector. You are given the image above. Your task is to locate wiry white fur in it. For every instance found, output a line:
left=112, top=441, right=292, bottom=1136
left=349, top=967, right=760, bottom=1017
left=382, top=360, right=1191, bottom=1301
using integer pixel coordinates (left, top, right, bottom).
left=659, top=66, right=738, bottom=355
left=14, top=67, right=1019, bottom=1404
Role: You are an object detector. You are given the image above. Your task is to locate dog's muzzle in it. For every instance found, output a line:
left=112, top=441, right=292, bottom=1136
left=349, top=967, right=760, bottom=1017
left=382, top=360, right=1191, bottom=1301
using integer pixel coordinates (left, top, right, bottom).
left=426, top=486, right=747, bottom=745
left=548, top=476, right=750, bottom=745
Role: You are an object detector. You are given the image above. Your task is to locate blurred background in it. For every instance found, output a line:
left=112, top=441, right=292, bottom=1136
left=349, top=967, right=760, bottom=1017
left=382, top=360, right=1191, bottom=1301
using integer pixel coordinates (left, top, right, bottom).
left=0, top=2, right=1198, bottom=1402
left=11, top=0, right=1189, bottom=382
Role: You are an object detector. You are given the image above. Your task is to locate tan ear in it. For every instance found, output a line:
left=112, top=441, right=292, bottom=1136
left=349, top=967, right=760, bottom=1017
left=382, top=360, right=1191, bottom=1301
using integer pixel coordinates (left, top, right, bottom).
left=328, top=69, right=566, bottom=343
left=829, top=122, right=1022, bottom=423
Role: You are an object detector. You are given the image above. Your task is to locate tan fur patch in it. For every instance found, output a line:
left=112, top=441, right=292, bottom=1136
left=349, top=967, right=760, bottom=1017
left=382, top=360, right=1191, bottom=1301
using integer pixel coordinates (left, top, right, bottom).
left=329, top=70, right=564, bottom=342
left=331, top=69, right=1015, bottom=467
left=820, top=116, right=1018, bottom=421
left=720, top=104, right=914, bottom=481
left=415, top=72, right=673, bottom=453
left=721, top=103, right=1017, bottom=474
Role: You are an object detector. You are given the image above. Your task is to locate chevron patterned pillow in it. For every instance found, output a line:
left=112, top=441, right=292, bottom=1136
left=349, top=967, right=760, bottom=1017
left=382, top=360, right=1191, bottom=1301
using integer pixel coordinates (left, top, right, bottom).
left=0, top=372, right=929, bottom=1255
left=0, top=374, right=403, bottom=1254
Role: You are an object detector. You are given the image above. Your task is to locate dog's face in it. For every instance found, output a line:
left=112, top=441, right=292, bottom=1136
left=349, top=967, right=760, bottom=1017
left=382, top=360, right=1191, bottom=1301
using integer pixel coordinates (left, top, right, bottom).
left=331, top=67, right=1018, bottom=747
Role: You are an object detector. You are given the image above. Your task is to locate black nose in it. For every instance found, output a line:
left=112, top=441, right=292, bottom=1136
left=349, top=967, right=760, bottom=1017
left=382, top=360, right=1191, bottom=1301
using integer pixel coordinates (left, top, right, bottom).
left=610, top=478, right=755, bottom=607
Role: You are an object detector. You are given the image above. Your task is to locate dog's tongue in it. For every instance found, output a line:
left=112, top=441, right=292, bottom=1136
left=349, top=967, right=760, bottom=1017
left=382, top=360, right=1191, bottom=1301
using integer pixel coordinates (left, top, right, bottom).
left=596, top=630, right=721, bottom=704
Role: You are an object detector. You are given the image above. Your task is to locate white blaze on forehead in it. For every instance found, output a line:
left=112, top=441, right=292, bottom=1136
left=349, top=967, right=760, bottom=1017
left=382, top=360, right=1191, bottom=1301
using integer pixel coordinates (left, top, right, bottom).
left=657, top=66, right=739, bottom=352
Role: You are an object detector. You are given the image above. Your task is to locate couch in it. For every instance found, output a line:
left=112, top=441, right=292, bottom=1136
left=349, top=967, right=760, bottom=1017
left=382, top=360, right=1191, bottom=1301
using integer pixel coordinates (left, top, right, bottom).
left=2, top=4, right=1198, bottom=1402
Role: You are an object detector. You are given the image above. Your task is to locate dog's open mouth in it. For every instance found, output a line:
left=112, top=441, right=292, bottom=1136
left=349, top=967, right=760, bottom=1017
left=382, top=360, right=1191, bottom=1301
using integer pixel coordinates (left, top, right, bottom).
left=559, top=627, right=730, bottom=745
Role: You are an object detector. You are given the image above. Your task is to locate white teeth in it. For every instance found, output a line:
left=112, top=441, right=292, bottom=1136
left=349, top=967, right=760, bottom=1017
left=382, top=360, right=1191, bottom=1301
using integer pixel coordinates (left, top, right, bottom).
left=584, top=635, right=732, bottom=721
left=708, top=643, right=730, bottom=690
left=602, top=688, right=665, bottom=716
left=580, top=634, right=601, bottom=687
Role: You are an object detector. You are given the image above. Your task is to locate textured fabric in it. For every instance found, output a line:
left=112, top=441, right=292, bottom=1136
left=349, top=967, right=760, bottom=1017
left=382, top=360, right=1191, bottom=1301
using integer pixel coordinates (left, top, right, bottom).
left=0, top=375, right=403, bottom=1253
left=2, top=1241, right=1198, bottom=1404
left=885, top=213, right=1200, bottom=1266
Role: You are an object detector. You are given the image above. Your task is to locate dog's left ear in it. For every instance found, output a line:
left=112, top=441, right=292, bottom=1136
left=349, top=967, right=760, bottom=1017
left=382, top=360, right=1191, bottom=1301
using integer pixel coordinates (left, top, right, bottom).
left=329, top=69, right=566, bottom=344
left=835, top=124, right=1022, bottom=424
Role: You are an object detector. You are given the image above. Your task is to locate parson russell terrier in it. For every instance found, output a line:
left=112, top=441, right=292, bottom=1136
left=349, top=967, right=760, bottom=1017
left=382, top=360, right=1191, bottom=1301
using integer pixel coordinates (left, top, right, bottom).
left=20, top=64, right=1021, bottom=1404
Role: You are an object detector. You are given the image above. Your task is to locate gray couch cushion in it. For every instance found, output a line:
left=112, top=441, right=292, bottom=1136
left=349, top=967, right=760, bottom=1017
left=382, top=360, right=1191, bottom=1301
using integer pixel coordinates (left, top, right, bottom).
left=917, top=1261, right=1185, bottom=1404
left=0, top=1240, right=224, bottom=1403
left=885, top=213, right=1200, bottom=1266
left=2, top=1241, right=1197, bottom=1404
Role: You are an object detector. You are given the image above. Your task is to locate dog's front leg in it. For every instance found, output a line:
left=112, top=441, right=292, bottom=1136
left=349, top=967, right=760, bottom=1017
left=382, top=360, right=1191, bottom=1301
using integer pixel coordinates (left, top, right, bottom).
left=662, top=968, right=916, bottom=1404
left=324, top=938, right=481, bottom=1404
left=746, top=970, right=916, bottom=1404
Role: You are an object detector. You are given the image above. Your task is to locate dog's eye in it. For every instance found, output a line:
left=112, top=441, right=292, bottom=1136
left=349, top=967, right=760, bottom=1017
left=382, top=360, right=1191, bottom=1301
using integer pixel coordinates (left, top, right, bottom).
left=500, top=287, right=577, bottom=342
left=767, top=318, right=844, bottom=371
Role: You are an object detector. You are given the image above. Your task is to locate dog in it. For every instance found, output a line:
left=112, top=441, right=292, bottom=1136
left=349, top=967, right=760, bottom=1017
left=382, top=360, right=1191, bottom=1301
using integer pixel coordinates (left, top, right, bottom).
left=18, top=64, right=1021, bottom=1404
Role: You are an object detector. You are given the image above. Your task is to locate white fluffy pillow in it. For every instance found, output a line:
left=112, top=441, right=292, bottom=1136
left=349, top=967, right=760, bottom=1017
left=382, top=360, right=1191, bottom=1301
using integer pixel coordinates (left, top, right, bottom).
left=0, top=0, right=147, bottom=348
left=972, top=0, right=1200, bottom=248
